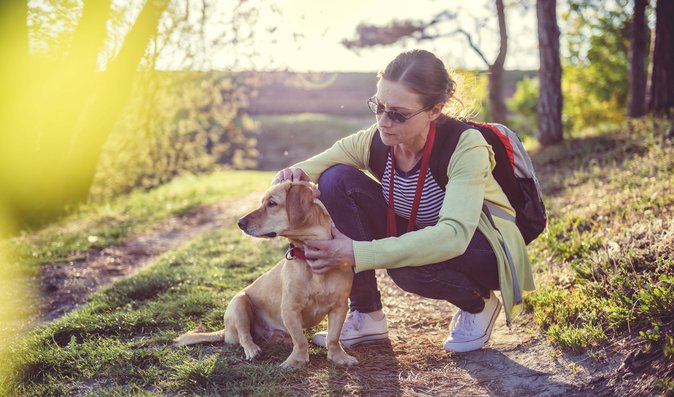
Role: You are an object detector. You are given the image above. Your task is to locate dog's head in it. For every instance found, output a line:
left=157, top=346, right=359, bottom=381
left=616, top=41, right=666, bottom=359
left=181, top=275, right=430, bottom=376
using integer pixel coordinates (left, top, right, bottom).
left=237, top=181, right=330, bottom=241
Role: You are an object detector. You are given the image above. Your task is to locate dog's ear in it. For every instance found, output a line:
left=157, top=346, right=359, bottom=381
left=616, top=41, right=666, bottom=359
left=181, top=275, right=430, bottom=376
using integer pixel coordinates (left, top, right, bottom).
left=287, top=184, right=314, bottom=228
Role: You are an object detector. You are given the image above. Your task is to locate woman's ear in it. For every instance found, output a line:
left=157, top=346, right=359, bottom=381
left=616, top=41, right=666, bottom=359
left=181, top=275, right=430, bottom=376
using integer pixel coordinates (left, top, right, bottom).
left=428, top=103, right=444, bottom=121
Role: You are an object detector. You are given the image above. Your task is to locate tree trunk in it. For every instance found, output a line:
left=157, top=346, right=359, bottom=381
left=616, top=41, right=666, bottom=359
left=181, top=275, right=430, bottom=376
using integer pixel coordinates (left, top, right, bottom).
left=70, top=0, right=170, bottom=193
left=488, top=0, right=508, bottom=125
left=0, top=0, right=169, bottom=228
left=648, top=0, right=674, bottom=115
left=629, top=0, right=648, bottom=118
left=536, top=0, right=563, bottom=145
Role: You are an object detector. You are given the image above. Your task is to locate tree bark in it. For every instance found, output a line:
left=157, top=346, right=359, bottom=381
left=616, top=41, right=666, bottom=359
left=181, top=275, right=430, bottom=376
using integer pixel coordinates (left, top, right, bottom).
left=488, top=0, right=508, bottom=125
left=629, top=0, right=648, bottom=118
left=648, top=0, right=674, bottom=115
left=536, top=0, right=563, bottom=145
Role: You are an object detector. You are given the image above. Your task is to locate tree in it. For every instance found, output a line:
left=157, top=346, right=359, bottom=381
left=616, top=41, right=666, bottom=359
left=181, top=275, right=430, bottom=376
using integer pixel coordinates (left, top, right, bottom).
left=341, top=0, right=510, bottom=124
left=648, top=0, right=674, bottom=115
left=562, top=0, right=631, bottom=132
left=0, top=1, right=170, bottom=228
left=0, top=1, right=267, bottom=230
left=628, top=0, right=648, bottom=118
left=536, top=0, right=563, bottom=145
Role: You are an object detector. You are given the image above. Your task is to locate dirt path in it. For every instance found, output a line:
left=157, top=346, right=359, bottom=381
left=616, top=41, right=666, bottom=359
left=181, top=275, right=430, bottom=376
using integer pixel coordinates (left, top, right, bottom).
left=33, top=191, right=625, bottom=396
left=321, top=271, right=625, bottom=396
left=35, top=192, right=260, bottom=323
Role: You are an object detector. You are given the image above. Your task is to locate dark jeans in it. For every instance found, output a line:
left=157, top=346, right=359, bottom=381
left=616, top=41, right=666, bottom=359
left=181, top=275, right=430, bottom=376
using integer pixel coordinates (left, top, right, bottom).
left=318, top=164, right=500, bottom=314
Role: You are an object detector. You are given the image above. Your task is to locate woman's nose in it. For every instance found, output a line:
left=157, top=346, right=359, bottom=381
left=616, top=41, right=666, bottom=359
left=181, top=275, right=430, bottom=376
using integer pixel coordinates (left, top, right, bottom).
left=377, top=112, right=393, bottom=128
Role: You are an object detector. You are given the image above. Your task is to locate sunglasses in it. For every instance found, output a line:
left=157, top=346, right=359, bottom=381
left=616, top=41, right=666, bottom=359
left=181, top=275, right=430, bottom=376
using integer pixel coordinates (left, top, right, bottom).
left=367, top=97, right=431, bottom=123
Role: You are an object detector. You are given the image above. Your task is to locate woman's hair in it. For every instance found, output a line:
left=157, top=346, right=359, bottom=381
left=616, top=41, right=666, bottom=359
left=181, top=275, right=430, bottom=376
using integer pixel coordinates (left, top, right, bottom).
left=378, top=49, right=475, bottom=121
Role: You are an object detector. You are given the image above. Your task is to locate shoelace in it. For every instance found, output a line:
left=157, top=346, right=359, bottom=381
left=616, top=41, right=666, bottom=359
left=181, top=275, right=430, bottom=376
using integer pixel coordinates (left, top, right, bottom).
left=341, top=311, right=364, bottom=335
left=453, top=311, right=477, bottom=337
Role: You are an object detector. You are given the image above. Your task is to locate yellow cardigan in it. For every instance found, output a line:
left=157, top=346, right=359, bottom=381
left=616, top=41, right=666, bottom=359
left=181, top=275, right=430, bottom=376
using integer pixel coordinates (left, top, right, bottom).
left=293, top=123, right=535, bottom=324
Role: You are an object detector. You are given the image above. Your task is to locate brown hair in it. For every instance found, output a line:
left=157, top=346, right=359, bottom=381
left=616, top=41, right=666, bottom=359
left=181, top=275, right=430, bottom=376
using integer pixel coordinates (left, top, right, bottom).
left=378, top=49, right=473, bottom=120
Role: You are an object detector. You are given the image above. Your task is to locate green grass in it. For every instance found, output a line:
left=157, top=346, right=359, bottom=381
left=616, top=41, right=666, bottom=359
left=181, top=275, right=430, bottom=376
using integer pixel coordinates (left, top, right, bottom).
left=523, top=118, right=674, bottom=380
left=4, top=170, right=274, bottom=267
left=253, top=113, right=372, bottom=170
left=3, top=227, right=306, bottom=396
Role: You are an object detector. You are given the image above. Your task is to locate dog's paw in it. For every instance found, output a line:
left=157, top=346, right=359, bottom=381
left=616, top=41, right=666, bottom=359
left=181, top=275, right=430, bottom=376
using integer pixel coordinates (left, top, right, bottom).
left=279, top=354, right=309, bottom=368
left=328, top=352, right=358, bottom=366
left=242, top=343, right=262, bottom=360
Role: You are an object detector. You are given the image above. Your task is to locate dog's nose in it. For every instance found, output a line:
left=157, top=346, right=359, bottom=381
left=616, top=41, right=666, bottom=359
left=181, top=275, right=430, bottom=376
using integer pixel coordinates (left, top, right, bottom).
left=237, top=218, right=248, bottom=230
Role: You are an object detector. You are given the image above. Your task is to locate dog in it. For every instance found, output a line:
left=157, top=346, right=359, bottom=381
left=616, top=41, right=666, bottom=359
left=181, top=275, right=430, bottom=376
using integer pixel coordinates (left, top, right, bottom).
left=174, top=181, right=357, bottom=368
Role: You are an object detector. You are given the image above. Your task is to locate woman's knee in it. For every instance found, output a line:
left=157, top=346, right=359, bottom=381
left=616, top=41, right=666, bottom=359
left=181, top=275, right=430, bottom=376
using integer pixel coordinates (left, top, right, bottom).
left=317, top=164, right=361, bottom=194
left=387, top=267, right=434, bottom=294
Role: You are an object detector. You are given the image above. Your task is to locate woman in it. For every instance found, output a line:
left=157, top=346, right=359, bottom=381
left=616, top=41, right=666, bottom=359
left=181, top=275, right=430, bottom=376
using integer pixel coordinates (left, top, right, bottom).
left=272, top=49, right=535, bottom=353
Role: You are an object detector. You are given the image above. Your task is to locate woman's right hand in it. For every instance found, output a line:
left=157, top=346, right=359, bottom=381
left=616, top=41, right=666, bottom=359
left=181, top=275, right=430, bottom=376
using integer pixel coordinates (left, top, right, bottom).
left=272, top=168, right=311, bottom=185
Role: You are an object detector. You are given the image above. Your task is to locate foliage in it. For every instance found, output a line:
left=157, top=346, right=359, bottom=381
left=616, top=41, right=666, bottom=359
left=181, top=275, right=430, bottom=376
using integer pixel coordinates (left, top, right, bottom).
left=561, top=0, right=631, bottom=131
left=90, top=71, right=260, bottom=201
left=524, top=118, right=674, bottom=389
left=507, top=76, right=539, bottom=137
left=1, top=1, right=269, bottom=231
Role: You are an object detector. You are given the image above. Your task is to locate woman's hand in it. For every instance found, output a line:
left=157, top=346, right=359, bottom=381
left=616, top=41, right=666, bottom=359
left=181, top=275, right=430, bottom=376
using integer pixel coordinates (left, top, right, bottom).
left=304, top=225, right=355, bottom=274
left=272, top=168, right=311, bottom=185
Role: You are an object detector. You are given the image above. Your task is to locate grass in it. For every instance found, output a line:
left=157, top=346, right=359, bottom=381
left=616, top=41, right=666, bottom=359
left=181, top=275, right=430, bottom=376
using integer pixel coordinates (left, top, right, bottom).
left=252, top=113, right=372, bottom=171
left=523, top=117, right=674, bottom=391
left=3, top=227, right=308, bottom=396
left=4, top=170, right=274, bottom=267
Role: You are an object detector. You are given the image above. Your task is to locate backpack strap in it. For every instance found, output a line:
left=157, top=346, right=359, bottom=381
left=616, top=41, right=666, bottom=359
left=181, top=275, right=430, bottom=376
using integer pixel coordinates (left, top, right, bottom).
left=428, top=119, right=469, bottom=188
left=482, top=203, right=522, bottom=307
left=368, top=128, right=388, bottom=180
left=467, top=122, right=525, bottom=210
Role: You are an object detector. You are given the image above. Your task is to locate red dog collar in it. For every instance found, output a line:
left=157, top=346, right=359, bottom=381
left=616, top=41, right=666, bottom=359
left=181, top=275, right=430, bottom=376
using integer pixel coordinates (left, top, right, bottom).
left=285, top=245, right=308, bottom=260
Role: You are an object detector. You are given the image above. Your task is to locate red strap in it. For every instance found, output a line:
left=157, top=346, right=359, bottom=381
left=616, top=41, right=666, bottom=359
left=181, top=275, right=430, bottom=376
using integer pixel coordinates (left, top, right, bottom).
left=387, top=122, right=436, bottom=237
left=285, top=246, right=307, bottom=260
left=469, top=121, right=515, bottom=171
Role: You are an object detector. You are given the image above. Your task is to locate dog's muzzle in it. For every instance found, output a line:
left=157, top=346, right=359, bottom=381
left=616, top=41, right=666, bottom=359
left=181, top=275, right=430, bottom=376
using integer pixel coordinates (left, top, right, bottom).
left=238, top=217, right=277, bottom=238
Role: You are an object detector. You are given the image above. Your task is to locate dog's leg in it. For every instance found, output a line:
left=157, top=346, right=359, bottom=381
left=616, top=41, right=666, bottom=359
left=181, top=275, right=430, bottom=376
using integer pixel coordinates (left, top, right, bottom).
left=279, top=304, right=310, bottom=368
left=326, top=303, right=358, bottom=366
left=226, top=293, right=262, bottom=360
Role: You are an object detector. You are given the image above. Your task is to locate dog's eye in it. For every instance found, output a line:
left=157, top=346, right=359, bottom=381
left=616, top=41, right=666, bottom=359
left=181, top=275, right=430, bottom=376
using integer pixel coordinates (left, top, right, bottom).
left=267, top=200, right=277, bottom=208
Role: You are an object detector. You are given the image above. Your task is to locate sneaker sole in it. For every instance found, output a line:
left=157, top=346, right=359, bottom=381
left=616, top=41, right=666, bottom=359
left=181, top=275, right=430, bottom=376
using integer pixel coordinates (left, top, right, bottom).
left=443, top=299, right=502, bottom=353
left=340, top=332, right=389, bottom=348
left=312, top=331, right=389, bottom=349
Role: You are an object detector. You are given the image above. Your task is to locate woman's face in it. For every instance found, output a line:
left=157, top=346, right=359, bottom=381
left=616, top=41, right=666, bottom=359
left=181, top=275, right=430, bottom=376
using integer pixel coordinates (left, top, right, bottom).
left=373, top=79, right=440, bottom=149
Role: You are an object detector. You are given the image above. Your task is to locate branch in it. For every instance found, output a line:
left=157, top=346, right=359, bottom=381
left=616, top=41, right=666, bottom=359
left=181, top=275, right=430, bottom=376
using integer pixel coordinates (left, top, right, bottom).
left=341, top=11, right=456, bottom=49
left=340, top=9, right=498, bottom=70
left=455, top=28, right=492, bottom=68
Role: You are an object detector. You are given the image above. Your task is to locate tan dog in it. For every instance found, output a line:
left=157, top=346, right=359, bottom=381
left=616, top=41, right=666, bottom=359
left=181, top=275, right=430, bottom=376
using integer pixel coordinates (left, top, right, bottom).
left=174, top=181, right=357, bottom=368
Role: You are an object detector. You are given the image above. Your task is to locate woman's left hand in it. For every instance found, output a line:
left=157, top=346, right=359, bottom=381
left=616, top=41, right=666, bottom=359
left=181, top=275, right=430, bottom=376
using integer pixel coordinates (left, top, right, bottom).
left=304, top=225, right=355, bottom=274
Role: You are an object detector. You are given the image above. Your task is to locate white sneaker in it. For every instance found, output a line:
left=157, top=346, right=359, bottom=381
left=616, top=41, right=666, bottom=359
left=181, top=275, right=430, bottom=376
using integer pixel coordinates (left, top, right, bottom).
left=312, top=310, right=389, bottom=348
left=443, top=291, right=501, bottom=353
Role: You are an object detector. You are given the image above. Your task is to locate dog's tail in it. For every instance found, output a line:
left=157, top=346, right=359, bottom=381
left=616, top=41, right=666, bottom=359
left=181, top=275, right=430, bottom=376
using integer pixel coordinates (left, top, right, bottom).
left=174, top=323, right=226, bottom=346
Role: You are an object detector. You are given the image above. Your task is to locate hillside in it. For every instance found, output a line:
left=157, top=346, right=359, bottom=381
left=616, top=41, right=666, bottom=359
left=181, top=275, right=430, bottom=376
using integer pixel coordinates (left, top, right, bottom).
left=1, top=118, right=672, bottom=396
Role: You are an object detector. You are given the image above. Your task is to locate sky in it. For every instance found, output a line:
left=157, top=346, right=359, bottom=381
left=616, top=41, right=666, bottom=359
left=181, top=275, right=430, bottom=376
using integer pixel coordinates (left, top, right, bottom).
left=199, top=0, right=540, bottom=73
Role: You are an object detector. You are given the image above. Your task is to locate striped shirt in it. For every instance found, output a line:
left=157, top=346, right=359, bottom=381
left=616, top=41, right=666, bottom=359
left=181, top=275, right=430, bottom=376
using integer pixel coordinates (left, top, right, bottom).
left=381, top=152, right=445, bottom=228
